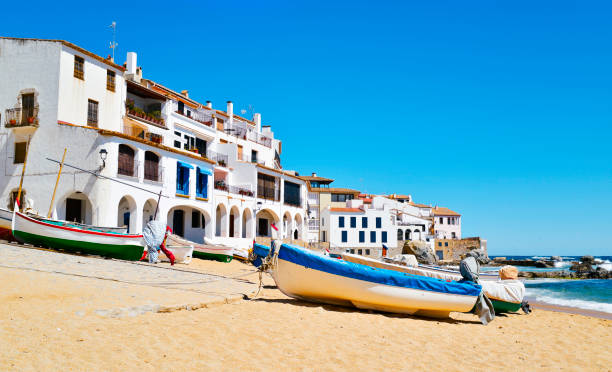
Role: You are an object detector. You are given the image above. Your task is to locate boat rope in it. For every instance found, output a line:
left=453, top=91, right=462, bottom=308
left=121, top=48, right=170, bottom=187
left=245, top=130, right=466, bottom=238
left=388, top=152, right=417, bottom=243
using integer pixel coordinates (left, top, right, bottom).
left=253, top=239, right=281, bottom=298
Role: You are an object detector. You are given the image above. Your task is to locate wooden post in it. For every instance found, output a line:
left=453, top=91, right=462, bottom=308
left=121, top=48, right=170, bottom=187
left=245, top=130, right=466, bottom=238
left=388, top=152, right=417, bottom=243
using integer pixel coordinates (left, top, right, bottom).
left=15, top=137, right=31, bottom=212
left=47, top=148, right=67, bottom=218
left=152, top=190, right=162, bottom=220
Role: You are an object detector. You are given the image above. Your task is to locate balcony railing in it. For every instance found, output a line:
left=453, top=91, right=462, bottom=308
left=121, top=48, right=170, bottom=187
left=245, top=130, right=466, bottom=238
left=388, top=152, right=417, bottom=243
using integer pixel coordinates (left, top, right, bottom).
left=257, top=186, right=280, bottom=201
left=214, top=181, right=228, bottom=192
left=121, top=126, right=164, bottom=144
left=229, top=185, right=254, bottom=197
left=125, top=100, right=165, bottom=127
left=246, top=129, right=272, bottom=148
left=175, top=102, right=213, bottom=127
left=5, top=107, right=39, bottom=128
left=207, top=150, right=228, bottom=167
left=308, top=219, right=320, bottom=231
left=238, top=152, right=265, bottom=164
left=118, top=159, right=139, bottom=178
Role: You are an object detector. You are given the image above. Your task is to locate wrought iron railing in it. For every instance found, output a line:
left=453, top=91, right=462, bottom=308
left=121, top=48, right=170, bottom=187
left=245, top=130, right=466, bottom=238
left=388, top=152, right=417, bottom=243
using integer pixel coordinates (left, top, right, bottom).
left=121, top=126, right=164, bottom=144
left=229, top=185, right=254, bottom=197
left=207, top=150, right=229, bottom=167
left=174, top=101, right=213, bottom=127
left=5, top=107, right=39, bottom=128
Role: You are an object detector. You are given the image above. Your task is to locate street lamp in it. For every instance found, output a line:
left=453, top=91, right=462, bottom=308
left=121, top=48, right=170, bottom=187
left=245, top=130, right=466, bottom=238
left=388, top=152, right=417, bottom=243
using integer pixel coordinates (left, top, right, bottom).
left=99, top=148, right=108, bottom=170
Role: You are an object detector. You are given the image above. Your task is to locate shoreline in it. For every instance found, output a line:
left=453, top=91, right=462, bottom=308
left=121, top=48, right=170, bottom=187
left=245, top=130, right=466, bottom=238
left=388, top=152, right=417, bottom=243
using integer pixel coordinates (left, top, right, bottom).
left=529, top=300, right=612, bottom=320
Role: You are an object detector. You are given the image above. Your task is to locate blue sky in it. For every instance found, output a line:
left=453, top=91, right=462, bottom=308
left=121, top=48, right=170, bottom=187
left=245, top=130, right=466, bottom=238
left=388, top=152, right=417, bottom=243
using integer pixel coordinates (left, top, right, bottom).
left=2, top=1, right=611, bottom=255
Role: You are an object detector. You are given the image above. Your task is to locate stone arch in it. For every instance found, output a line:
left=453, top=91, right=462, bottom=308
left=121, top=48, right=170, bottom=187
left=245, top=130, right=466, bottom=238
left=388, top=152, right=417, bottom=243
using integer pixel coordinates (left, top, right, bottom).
left=282, top=211, right=292, bottom=239
left=166, top=205, right=212, bottom=242
left=215, top=203, right=228, bottom=237
left=405, top=229, right=411, bottom=241
left=229, top=205, right=241, bottom=238
left=242, top=208, right=254, bottom=239
left=294, top=213, right=303, bottom=240
left=53, top=190, right=94, bottom=225
left=142, top=198, right=158, bottom=227
left=256, top=208, right=280, bottom=238
left=117, top=195, right=137, bottom=233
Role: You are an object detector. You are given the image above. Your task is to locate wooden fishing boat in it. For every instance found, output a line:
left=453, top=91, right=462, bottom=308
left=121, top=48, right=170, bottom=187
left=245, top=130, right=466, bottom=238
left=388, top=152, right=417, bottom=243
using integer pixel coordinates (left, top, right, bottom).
left=265, top=243, right=482, bottom=318
left=12, top=210, right=145, bottom=261
left=159, top=245, right=194, bottom=264
left=0, top=207, right=13, bottom=240
left=342, top=253, right=524, bottom=312
left=166, top=234, right=233, bottom=262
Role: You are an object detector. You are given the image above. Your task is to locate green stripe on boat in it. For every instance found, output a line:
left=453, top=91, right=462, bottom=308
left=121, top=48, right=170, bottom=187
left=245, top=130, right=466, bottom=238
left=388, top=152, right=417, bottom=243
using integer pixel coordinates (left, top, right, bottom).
left=491, top=299, right=522, bottom=313
left=13, top=230, right=144, bottom=261
left=192, top=249, right=233, bottom=263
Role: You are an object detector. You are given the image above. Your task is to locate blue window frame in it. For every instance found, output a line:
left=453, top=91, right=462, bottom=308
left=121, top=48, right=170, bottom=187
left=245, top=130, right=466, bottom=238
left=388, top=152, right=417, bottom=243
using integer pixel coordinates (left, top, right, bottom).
left=376, top=217, right=382, bottom=228
left=350, top=217, right=356, bottom=228
left=196, top=167, right=209, bottom=199
left=370, top=231, right=376, bottom=243
left=176, top=161, right=192, bottom=195
left=359, top=231, right=365, bottom=243
left=382, top=231, right=387, bottom=243
left=338, top=216, right=345, bottom=228
left=341, top=231, right=347, bottom=242
left=362, top=217, right=368, bottom=228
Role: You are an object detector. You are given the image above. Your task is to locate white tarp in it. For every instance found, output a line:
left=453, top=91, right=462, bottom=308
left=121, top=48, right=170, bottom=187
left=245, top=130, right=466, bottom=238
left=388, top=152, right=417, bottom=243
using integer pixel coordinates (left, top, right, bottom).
left=142, top=220, right=166, bottom=248
left=480, top=280, right=525, bottom=304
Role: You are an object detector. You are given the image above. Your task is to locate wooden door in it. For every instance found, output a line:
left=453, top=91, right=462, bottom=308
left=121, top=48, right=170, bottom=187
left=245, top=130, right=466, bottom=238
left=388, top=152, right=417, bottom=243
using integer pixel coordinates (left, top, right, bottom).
left=173, top=210, right=185, bottom=237
left=237, top=145, right=243, bottom=161
left=65, top=198, right=83, bottom=223
left=21, top=93, right=34, bottom=124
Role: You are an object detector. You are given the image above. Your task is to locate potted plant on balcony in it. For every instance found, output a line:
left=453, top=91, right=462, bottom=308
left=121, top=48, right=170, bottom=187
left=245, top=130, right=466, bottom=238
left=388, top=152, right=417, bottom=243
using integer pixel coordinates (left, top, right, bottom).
left=188, top=147, right=199, bottom=154
left=27, top=117, right=35, bottom=124
left=218, top=159, right=227, bottom=167
left=9, top=119, right=16, bottom=126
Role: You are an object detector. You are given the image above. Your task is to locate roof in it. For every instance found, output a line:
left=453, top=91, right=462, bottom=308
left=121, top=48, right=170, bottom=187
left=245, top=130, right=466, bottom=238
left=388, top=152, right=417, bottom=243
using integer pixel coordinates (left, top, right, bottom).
left=389, top=194, right=411, bottom=200
left=298, top=175, right=334, bottom=183
left=256, top=164, right=305, bottom=182
left=410, top=202, right=431, bottom=208
left=329, top=208, right=364, bottom=213
left=0, top=37, right=125, bottom=71
left=432, top=207, right=461, bottom=216
left=311, top=187, right=360, bottom=194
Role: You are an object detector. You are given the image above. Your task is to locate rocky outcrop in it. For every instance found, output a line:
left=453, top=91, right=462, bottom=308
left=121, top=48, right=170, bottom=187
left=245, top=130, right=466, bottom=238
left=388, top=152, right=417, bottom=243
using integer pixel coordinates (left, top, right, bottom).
left=519, top=268, right=610, bottom=279
left=402, top=241, right=438, bottom=265
left=535, top=260, right=552, bottom=268
left=550, top=256, right=562, bottom=261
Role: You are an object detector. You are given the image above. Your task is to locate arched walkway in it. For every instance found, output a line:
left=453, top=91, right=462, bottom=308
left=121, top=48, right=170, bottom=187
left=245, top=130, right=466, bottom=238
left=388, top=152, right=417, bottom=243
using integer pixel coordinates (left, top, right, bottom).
left=229, top=206, right=240, bottom=238
left=405, top=229, right=411, bottom=241
left=282, top=212, right=292, bottom=239
left=413, top=230, right=421, bottom=240
left=397, top=228, right=403, bottom=240
left=59, top=191, right=93, bottom=225
left=256, top=208, right=280, bottom=238
left=142, top=198, right=158, bottom=227
left=117, top=195, right=137, bottom=233
left=215, top=204, right=228, bottom=237
left=166, top=205, right=212, bottom=243
left=242, top=208, right=253, bottom=239
left=293, top=214, right=303, bottom=240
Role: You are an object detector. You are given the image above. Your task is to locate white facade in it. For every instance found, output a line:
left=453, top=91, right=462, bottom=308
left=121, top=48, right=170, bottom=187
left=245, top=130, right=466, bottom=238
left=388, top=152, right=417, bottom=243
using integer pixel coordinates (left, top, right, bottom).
left=370, top=196, right=434, bottom=244
left=321, top=199, right=397, bottom=257
left=433, top=212, right=462, bottom=239
left=0, top=37, right=306, bottom=249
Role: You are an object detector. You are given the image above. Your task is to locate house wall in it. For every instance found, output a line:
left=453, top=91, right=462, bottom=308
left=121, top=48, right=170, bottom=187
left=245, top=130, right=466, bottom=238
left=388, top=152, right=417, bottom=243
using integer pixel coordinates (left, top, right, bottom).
left=434, top=215, right=462, bottom=239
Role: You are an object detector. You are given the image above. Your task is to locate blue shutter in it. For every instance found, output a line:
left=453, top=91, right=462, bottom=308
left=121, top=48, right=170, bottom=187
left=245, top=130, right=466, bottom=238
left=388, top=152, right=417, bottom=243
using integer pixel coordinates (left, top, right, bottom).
left=382, top=231, right=387, bottom=243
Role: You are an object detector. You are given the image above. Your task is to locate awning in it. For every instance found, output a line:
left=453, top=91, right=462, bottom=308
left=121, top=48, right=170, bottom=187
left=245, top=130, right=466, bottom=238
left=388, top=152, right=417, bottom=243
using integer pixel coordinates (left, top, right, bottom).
left=197, top=167, right=212, bottom=176
left=177, top=161, right=193, bottom=169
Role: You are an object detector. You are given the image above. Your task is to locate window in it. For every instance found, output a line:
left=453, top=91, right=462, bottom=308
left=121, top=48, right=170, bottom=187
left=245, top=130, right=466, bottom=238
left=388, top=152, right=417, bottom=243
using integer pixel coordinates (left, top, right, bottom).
left=451, top=232, right=456, bottom=239
left=196, top=167, right=208, bottom=199
left=397, top=229, right=403, bottom=240
left=117, top=144, right=135, bottom=176
left=365, top=249, right=370, bottom=255
left=350, top=217, right=356, bottom=228
left=382, top=231, right=387, bottom=243
left=144, top=151, right=160, bottom=182
left=177, top=101, right=185, bottom=115
left=341, top=231, right=347, bottom=243
left=284, top=181, right=301, bottom=206
left=251, top=150, right=258, bottom=163
left=439, top=217, right=444, bottom=224
left=350, top=249, right=355, bottom=254
left=358, top=249, right=363, bottom=255
left=447, top=217, right=451, bottom=224
left=359, top=231, right=365, bottom=243
left=362, top=217, right=368, bottom=228
left=376, top=217, right=382, bottom=229
left=331, top=194, right=354, bottom=202
left=74, top=56, right=84, bottom=79
left=87, top=99, right=98, bottom=127
left=257, top=173, right=278, bottom=200
left=322, top=231, right=326, bottom=242
left=21, top=93, right=35, bottom=125
left=14, top=142, right=26, bottom=164
left=438, top=242, right=442, bottom=247
left=338, top=216, right=345, bottom=228
left=192, top=210, right=200, bottom=228
left=106, top=70, right=115, bottom=92
left=370, top=231, right=376, bottom=243
left=445, top=242, right=449, bottom=247
left=176, top=162, right=191, bottom=195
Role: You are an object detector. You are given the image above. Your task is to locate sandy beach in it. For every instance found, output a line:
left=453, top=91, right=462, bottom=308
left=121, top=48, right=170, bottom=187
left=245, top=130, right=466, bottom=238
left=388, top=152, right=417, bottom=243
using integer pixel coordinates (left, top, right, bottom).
left=0, top=243, right=610, bottom=371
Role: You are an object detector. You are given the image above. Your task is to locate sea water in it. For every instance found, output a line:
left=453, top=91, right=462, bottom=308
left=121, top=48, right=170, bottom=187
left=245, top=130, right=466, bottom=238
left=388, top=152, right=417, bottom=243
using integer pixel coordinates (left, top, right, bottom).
left=488, top=255, right=612, bottom=314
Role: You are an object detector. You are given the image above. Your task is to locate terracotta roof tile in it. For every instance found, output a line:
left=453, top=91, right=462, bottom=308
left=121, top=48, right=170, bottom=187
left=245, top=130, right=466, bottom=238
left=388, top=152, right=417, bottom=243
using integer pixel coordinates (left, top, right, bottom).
left=432, top=206, right=461, bottom=216
left=329, top=208, right=364, bottom=213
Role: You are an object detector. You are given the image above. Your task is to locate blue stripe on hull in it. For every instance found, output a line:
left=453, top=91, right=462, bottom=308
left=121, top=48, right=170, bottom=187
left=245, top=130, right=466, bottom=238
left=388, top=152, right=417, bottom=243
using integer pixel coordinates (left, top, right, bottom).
left=279, top=244, right=481, bottom=297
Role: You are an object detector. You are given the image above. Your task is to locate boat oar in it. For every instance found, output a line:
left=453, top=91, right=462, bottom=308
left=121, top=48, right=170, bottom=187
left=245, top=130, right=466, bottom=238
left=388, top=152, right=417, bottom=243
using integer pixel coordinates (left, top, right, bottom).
left=15, top=137, right=31, bottom=212
left=47, top=148, right=67, bottom=218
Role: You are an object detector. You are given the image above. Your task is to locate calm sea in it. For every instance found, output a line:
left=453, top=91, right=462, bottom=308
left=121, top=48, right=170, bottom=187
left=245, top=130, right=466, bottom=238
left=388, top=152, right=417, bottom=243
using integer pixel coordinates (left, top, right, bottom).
left=488, top=255, right=612, bottom=314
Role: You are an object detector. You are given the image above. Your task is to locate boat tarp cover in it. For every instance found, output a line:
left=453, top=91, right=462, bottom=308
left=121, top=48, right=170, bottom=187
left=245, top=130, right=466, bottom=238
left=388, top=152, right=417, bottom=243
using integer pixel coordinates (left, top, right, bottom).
left=480, top=280, right=525, bottom=304
left=279, top=244, right=481, bottom=297
left=143, top=220, right=166, bottom=248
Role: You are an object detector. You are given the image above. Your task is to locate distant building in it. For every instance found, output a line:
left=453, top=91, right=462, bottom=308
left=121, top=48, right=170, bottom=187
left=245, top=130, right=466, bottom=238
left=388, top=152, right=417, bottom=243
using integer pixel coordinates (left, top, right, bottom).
left=432, top=207, right=461, bottom=239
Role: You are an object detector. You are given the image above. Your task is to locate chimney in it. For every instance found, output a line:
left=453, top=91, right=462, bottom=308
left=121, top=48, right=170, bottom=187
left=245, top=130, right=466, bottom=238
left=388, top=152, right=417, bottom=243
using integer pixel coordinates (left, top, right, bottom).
left=253, top=112, right=261, bottom=132
left=312, top=172, right=317, bottom=177
left=227, top=101, right=233, bottom=122
left=181, top=90, right=189, bottom=98
left=206, top=101, right=212, bottom=108
left=126, top=52, right=137, bottom=75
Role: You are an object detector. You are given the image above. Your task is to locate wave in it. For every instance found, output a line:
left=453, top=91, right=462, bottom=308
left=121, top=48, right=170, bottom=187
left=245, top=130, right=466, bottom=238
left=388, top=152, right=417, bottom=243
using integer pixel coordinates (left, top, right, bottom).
left=599, top=263, right=612, bottom=271
left=527, top=295, right=612, bottom=314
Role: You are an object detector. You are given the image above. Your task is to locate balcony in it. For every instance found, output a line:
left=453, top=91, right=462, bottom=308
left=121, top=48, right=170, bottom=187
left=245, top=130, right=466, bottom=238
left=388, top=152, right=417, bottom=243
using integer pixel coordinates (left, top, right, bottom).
left=238, top=152, right=265, bottom=165
left=308, top=219, right=320, bottom=231
left=126, top=100, right=165, bottom=127
left=246, top=129, right=272, bottom=148
left=257, top=186, right=280, bottom=201
left=214, top=180, right=228, bottom=192
left=228, top=185, right=254, bottom=197
left=175, top=103, right=213, bottom=127
left=5, top=107, right=39, bottom=128
left=121, top=126, right=163, bottom=144
left=207, top=150, right=228, bottom=167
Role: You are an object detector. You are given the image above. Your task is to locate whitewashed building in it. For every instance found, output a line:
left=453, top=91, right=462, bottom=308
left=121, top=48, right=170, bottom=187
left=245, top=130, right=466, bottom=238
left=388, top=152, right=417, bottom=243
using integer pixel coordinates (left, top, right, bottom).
left=320, top=199, right=397, bottom=258
left=0, top=37, right=306, bottom=250
left=432, top=206, right=461, bottom=239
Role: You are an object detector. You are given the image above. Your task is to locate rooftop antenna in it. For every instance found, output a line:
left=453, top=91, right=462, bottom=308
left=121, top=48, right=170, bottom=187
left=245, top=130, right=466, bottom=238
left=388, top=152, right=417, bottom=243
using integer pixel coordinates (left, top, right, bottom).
left=109, top=21, right=118, bottom=61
